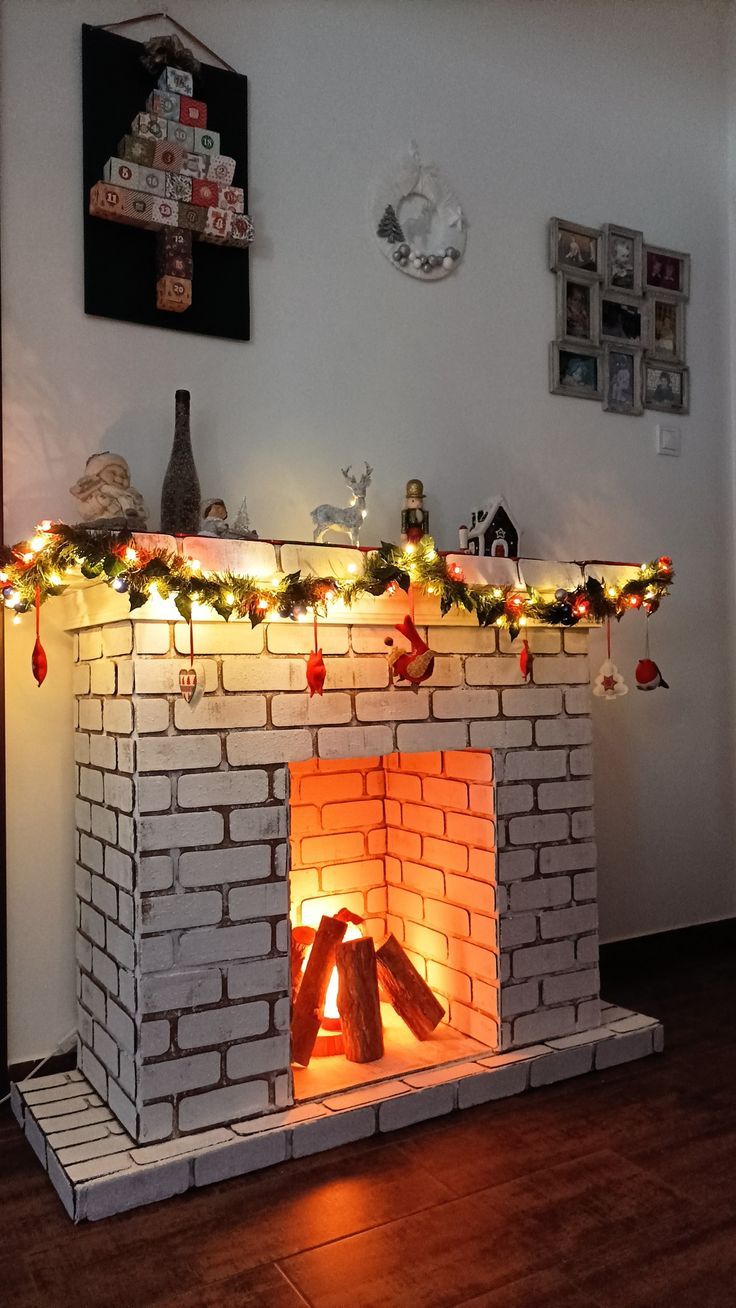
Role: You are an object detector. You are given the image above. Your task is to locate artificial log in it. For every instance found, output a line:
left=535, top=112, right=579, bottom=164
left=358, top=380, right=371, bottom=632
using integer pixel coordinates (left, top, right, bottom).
left=290, top=924, right=316, bottom=1004
left=375, top=932, right=446, bottom=1040
left=291, top=915, right=347, bottom=1066
left=335, top=938, right=384, bottom=1063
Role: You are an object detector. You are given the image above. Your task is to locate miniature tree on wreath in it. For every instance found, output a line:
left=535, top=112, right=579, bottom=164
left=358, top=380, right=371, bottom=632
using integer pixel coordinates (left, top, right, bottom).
left=89, top=62, right=254, bottom=313
left=376, top=204, right=405, bottom=244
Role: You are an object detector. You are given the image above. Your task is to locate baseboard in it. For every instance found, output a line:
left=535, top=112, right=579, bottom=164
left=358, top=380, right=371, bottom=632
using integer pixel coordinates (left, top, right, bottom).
left=600, top=916, right=736, bottom=969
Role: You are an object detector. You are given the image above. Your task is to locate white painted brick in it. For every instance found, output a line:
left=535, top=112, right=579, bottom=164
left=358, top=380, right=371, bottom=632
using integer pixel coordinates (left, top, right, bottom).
left=508, top=813, right=569, bottom=845
left=530, top=1044, right=593, bottom=1086
left=91, top=875, right=117, bottom=918
left=130, top=1127, right=232, bottom=1166
left=543, top=967, right=599, bottom=1004
left=502, top=688, right=562, bottom=717
left=496, top=784, right=533, bottom=815
left=565, top=686, right=591, bottom=715
left=134, top=623, right=171, bottom=654
left=563, top=630, right=589, bottom=654
left=179, top=1080, right=270, bottom=1132
left=105, top=847, right=133, bottom=890
left=576, top=933, right=599, bottom=965
left=540, top=904, right=598, bottom=939
left=107, top=922, right=135, bottom=969
left=178, top=923, right=272, bottom=966
left=396, top=722, right=467, bottom=753
left=470, top=719, right=533, bottom=749
left=90, top=661, right=117, bottom=696
left=139, top=810, right=224, bottom=852
left=139, top=1103, right=174, bottom=1144
left=500, top=979, right=539, bottom=1017
left=178, top=1001, right=269, bottom=1049
left=466, top=657, right=525, bottom=687
left=572, top=810, right=595, bottom=839
left=267, top=624, right=348, bottom=655
left=535, top=717, right=592, bottom=746
left=80, top=902, right=105, bottom=945
left=179, top=844, right=271, bottom=887
left=92, top=947, right=118, bottom=993
left=117, top=663, right=134, bottom=695
left=433, top=688, right=499, bottom=719
left=532, top=656, right=589, bottom=685
left=107, top=999, right=135, bottom=1053
left=229, top=806, right=287, bottom=842
left=429, top=626, right=496, bottom=653
left=194, top=1130, right=288, bottom=1186
left=134, top=660, right=217, bottom=695
left=75, top=863, right=92, bottom=899
left=272, top=692, right=353, bottom=726
left=79, top=700, right=103, bottom=732
left=103, top=700, right=133, bottom=735
left=80, top=1046, right=107, bottom=1097
left=117, top=967, right=136, bottom=1013
left=142, top=891, right=222, bottom=932
left=139, top=776, right=172, bottom=814
left=351, top=626, right=404, bottom=654
left=76, top=932, right=93, bottom=971
left=570, top=747, right=593, bottom=776
left=510, top=876, right=571, bottom=912
left=226, top=1034, right=291, bottom=1080
left=322, top=658, right=389, bottom=689
left=537, top=779, right=594, bottom=811
left=102, top=622, right=133, bottom=657
left=79, top=629, right=103, bottom=661
left=223, top=657, right=306, bottom=691
left=80, top=1158, right=190, bottom=1220
left=116, top=739, right=135, bottom=774
left=55, top=1130, right=133, bottom=1167
left=104, top=774, right=133, bottom=813
left=539, top=842, right=596, bottom=874
left=140, top=969, right=222, bottom=1014
left=174, top=621, right=264, bottom=655
left=504, top=750, right=567, bottom=781
left=292, top=1106, right=376, bottom=1156
left=499, top=914, right=537, bottom=947
left=76, top=800, right=92, bottom=833
left=318, top=725, right=393, bottom=760
left=514, top=1006, right=576, bottom=1045
left=355, top=689, right=429, bottom=722
left=80, top=767, right=104, bottom=803
left=140, top=1052, right=220, bottom=1100
left=512, top=939, right=575, bottom=978
left=81, top=976, right=106, bottom=1020
left=138, top=855, right=173, bottom=892
left=135, top=699, right=170, bottom=734
left=137, top=934, right=173, bottom=975
left=228, top=956, right=290, bottom=999
left=595, top=1028, right=655, bottom=1068
left=178, top=770, right=269, bottom=809
left=89, top=735, right=116, bottom=770
left=73, top=664, right=91, bottom=695
left=574, top=870, right=597, bottom=900
left=457, top=1059, right=529, bottom=1107
left=227, top=729, right=313, bottom=766
left=139, top=736, right=222, bottom=774
left=74, top=732, right=91, bottom=764
left=500, top=628, right=560, bottom=654
left=229, top=882, right=289, bottom=922
left=424, top=656, right=463, bottom=687
left=174, top=695, right=267, bottom=730
left=80, top=834, right=104, bottom=874
left=378, top=1083, right=455, bottom=1131
left=272, top=768, right=287, bottom=800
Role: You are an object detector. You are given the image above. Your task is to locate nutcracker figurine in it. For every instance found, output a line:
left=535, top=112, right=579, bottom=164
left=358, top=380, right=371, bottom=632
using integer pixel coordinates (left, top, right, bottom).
left=401, top=478, right=429, bottom=544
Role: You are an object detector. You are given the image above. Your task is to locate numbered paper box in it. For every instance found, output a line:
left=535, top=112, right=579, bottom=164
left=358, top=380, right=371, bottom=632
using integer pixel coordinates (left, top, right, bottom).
left=218, top=186, right=245, bottom=214
left=104, top=157, right=140, bottom=188
left=158, top=65, right=194, bottom=98
left=179, top=96, right=207, bottom=128
left=156, top=274, right=193, bottom=312
left=178, top=202, right=208, bottom=234
left=207, top=155, right=236, bottom=185
left=147, top=90, right=181, bottom=121
left=191, top=178, right=219, bottom=208
left=153, top=141, right=185, bottom=173
left=167, top=121, right=195, bottom=151
left=227, top=212, right=255, bottom=246
left=89, top=181, right=126, bottom=220
left=150, top=197, right=180, bottom=227
left=139, top=167, right=167, bottom=197
left=118, top=135, right=156, bottom=167
left=180, top=151, right=207, bottom=179
left=131, top=112, right=168, bottom=143
left=164, top=172, right=193, bottom=203
left=193, top=128, right=220, bottom=156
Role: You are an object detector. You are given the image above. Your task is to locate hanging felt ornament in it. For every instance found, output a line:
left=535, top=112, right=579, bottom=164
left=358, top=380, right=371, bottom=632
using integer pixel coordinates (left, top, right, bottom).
left=593, top=617, right=627, bottom=700
left=519, top=638, right=533, bottom=682
left=306, top=612, right=327, bottom=697
left=179, top=619, right=204, bottom=705
left=31, top=585, right=47, bottom=688
left=635, top=618, right=669, bottom=691
left=385, top=614, right=436, bottom=686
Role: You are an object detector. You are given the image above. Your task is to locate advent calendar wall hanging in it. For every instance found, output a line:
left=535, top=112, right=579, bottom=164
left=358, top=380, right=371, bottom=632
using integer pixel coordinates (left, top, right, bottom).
left=548, top=217, right=690, bottom=415
left=82, top=24, right=252, bottom=340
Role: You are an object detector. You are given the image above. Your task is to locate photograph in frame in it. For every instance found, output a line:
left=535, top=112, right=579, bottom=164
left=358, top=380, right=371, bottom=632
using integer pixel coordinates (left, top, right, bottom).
left=601, top=291, right=645, bottom=345
left=644, top=245, right=690, bottom=300
left=644, top=363, right=689, bottom=414
left=549, top=217, right=602, bottom=276
left=648, top=293, right=686, bottom=362
left=549, top=342, right=602, bottom=400
left=556, top=271, right=600, bottom=344
left=603, top=346, right=643, bottom=415
left=603, top=223, right=643, bottom=295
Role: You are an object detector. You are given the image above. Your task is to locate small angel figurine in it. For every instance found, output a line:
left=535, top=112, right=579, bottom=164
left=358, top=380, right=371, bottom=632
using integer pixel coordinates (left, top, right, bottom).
left=200, top=498, right=229, bottom=537
left=70, top=453, right=148, bottom=529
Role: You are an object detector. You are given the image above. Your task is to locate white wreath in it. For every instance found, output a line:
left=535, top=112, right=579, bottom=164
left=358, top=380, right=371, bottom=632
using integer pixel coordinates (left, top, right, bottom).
left=371, top=142, right=467, bottom=281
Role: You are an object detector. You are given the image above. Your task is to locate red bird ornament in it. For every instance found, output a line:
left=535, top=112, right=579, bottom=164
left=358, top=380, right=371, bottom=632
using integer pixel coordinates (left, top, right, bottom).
left=635, top=658, right=669, bottom=691
left=306, top=648, right=327, bottom=696
left=385, top=615, right=436, bottom=686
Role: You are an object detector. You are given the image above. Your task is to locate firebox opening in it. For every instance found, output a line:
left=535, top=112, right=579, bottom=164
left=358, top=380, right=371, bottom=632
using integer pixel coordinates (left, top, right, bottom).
left=288, top=749, right=499, bottom=1099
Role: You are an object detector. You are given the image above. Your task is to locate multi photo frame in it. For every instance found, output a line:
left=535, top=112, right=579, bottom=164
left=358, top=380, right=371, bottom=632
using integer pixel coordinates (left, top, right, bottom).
left=549, top=218, right=690, bottom=415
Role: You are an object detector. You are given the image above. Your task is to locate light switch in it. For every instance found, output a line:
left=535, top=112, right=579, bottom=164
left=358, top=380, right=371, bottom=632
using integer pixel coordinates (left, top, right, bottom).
left=656, top=425, right=681, bottom=456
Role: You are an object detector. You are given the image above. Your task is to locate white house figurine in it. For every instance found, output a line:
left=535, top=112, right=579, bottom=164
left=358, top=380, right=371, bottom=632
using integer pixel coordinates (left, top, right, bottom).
left=466, top=496, right=520, bottom=558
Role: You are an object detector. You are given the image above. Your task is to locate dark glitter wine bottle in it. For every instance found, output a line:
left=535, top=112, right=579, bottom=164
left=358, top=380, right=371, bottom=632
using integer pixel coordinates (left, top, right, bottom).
left=160, top=389, right=201, bottom=534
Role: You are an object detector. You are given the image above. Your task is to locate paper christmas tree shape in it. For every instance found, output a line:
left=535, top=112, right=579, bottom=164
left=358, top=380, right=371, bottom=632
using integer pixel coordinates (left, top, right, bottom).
left=89, top=64, right=254, bottom=313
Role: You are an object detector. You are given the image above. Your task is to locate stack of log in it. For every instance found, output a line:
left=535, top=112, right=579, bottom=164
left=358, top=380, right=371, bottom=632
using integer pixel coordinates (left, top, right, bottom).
left=291, top=913, right=446, bottom=1067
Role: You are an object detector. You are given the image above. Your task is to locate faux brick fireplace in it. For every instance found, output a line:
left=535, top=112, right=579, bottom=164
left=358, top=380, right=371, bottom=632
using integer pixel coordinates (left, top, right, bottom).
left=11, top=538, right=663, bottom=1220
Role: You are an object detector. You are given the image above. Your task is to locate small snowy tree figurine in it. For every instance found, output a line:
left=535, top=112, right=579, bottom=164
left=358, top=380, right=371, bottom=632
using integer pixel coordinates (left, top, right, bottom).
left=376, top=204, right=405, bottom=244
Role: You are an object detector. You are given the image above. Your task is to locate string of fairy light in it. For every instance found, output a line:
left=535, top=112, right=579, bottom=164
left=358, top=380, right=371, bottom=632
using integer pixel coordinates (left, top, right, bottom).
left=0, top=523, right=674, bottom=634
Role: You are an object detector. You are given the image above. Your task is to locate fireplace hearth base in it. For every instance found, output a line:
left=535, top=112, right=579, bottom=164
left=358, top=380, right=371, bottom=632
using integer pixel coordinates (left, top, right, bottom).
left=12, top=1002, right=662, bottom=1222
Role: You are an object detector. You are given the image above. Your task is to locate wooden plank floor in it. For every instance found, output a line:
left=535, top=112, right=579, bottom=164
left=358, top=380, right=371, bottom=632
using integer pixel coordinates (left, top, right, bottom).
left=2, top=924, right=735, bottom=1307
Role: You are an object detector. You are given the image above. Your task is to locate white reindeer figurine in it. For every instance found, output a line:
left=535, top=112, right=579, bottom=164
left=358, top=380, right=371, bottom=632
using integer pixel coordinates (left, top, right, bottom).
left=311, top=463, right=373, bottom=546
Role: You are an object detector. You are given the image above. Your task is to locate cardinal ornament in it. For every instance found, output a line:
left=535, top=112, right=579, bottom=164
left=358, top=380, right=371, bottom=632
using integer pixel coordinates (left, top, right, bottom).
left=385, top=615, right=436, bottom=686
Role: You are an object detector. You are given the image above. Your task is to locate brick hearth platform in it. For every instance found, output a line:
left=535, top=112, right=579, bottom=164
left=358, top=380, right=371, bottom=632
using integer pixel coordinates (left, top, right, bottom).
left=11, top=538, right=663, bottom=1219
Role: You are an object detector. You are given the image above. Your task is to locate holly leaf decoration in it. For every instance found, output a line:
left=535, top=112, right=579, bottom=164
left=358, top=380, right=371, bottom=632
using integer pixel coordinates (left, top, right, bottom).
left=128, top=590, right=148, bottom=611
left=175, top=592, right=193, bottom=623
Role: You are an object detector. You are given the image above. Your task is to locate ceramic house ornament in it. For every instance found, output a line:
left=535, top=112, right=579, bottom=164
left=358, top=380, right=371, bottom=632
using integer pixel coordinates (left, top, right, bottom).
left=466, top=497, right=520, bottom=558
left=372, top=143, right=466, bottom=280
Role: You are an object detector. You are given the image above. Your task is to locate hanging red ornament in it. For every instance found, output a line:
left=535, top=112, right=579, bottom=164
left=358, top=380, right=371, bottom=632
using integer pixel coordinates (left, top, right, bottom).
left=31, top=586, right=47, bottom=688
left=179, top=618, right=198, bottom=703
left=593, top=617, right=628, bottom=700
left=635, top=616, right=669, bottom=691
left=385, top=614, right=436, bottom=686
left=519, top=638, right=533, bottom=682
left=306, top=612, right=327, bottom=696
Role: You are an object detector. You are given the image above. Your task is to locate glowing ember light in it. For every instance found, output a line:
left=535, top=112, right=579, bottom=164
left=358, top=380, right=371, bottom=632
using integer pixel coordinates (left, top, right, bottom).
left=258, top=598, right=269, bottom=610
left=425, top=547, right=438, bottom=561
left=297, top=610, right=309, bottom=622
left=225, top=592, right=235, bottom=606
left=4, top=589, right=20, bottom=607
left=189, top=558, right=200, bottom=570
left=324, top=590, right=336, bottom=602
left=12, top=614, right=21, bottom=625
left=607, top=586, right=617, bottom=598
left=49, top=572, right=62, bottom=586
left=124, top=547, right=138, bottom=562
left=347, top=563, right=358, bottom=574
left=112, top=577, right=127, bottom=592
left=519, top=615, right=528, bottom=627
left=627, top=594, right=642, bottom=608
left=492, top=588, right=503, bottom=599
left=39, top=520, right=52, bottom=532
left=30, top=534, right=47, bottom=552
left=21, top=552, right=34, bottom=564
left=404, top=543, right=415, bottom=555
left=450, top=564, right=465, bottom=580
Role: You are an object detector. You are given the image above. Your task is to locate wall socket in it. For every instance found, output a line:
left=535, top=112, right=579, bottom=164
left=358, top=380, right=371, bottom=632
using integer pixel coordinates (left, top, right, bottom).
left=656, top=425, right=681, bottom=456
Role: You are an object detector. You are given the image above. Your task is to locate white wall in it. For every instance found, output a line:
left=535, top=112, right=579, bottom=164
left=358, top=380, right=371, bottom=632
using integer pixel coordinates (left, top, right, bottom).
left=3, top=0, right=734, bottom=1061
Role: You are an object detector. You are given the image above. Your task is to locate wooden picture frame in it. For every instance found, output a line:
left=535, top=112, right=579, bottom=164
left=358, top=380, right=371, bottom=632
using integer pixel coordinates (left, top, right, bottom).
left=600, top=288, right=646, bottom=346
left=603, top=345, right=643, bottom=415
left=555, top=270, right=600, bottom=345
left=644, top=362, right=690, bottom=414
left=549, top=217, right=602, bottom=277
left=549, top=342, right=603, bottom=400
left=603, top=223, right=643, bottom=295
left=644, top=244, right=690, bottom=301
left=647, top=291, right=686, bottom=363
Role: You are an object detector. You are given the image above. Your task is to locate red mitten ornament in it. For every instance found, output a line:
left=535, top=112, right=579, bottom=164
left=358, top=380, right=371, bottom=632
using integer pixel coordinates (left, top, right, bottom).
left=306, top=648, right=327, bottom=696
left=385, top=615, right=436, bottom=686
left=635, top=658, right=669, bottom=691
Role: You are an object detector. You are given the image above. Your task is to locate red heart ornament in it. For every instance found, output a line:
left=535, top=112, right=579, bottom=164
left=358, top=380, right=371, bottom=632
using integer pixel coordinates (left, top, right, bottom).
left=179, top=665, right=198, bottom=703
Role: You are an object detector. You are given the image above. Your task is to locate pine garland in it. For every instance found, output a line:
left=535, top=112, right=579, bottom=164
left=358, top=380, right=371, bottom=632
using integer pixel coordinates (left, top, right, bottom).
left=0, top=524, right=674, bottom=635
